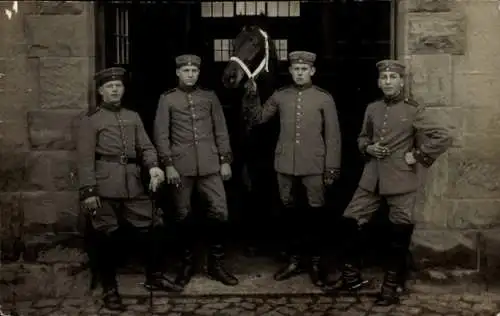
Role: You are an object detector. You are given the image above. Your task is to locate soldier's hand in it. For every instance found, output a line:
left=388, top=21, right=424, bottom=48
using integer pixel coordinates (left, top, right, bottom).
left=405, top=151, right=417, bottom=165
left=82, top=196, right=101, bottom=212
left=149, top=167, right=165, bottom=192
left=166, top=166, right=181, bottom=185
left=324, top=169, right=340, bottom=186
left=220, top=163, right=232, bottom=181
left=366, top=142, right=391, bottom=159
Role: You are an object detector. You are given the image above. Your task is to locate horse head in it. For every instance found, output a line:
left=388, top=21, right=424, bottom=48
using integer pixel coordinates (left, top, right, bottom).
left=222, top=23, right=278, bottom=90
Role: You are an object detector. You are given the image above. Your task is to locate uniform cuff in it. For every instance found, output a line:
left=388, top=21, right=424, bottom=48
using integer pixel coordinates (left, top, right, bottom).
left=79, top=186, right=98, bottom=201
left=161, top=156, right=174, bottom=167
left=413, top=148, right=435, bottom=168
left=220, top=153, right=233, bottom=164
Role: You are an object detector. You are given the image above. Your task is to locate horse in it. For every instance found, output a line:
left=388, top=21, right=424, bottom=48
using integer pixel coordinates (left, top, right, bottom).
left=221, top=22, right=282, bottom=254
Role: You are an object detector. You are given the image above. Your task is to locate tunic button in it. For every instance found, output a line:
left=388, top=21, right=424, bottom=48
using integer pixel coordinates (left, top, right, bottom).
left=296, top=140, right=300, bottom=144
left=297, top=98, right=302, bottom=102
left=298, top=92, right=302, bottom=96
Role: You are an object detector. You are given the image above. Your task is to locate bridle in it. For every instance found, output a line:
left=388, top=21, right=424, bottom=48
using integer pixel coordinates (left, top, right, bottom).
left=229, top=27, right=270, bottom=81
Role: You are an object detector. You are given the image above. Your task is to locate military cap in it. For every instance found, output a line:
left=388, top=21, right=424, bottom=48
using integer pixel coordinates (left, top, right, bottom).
left=376, top=59, right=406, bottom=75
left=288, top=51, right=316, bottom=66
left=175, top=54, right=201, bottom=68
left=94, top=67, right=126, bottom=86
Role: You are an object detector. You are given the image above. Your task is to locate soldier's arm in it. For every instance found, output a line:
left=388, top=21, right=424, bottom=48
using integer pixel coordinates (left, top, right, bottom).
left=412, top=105, right=454, bottom=168
left=242, top=90, right=279, bottom=125
left=134, top=112, right=159, bottom=170
left=153, top=94, right=174, bottom=167
left=210, top=91, right=233, bottom=165
left=322, top=94, right=342, bottom=173
left=77, top=115, right=98, bottom=200
left=357, top=104, right=374, bottom=159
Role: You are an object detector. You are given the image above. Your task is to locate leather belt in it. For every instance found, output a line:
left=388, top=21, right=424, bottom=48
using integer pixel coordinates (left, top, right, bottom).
left=95, top=153, right=139, bottom=165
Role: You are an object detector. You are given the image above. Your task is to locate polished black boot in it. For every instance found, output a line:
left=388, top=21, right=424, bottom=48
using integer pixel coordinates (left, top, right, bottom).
left=206, top=220, right=238, bottom=286
left=142, top=227, right=183, bottom=292
left=274, top=254, right=302, bottom=281
left=375, top=223, right=415, bottom=306
left=309, top=256, right=329, bottom=287
left=323, top=217, right=369, bottom=294
left=308, top=206, right=329, bottom=287
left=174, top=248, right=196, bottom=287
left=96, top=231, right=125, bottom=311
left=207, top=244, right=239, bottom=286
left=274, top=206, right=303, bottom=281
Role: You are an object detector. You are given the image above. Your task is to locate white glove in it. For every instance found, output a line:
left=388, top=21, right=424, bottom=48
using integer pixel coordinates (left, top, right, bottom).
left=149, top=167, right=165, bottom=192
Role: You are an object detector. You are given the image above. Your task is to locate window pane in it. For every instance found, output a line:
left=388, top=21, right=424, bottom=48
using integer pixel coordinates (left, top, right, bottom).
left=278, top=1, right=289, bottom=17
left=201, top=2, right=212, bottom=17
left=222, top=50, right=230, bottom=61
left=279, top=51, right=287, bottom=61
left=223, top=1, right=233, bottom=17
left=280, top=39, right=287, bottom=50
left=267, top=1, right=278, bottom=17
left=245, top=1, right=256, bottom=15
left=212, top=2, right=223, bottom=17
left=289, top=1, right=300, bottom=17
left=256, top=1, right=266, bottom=15
left=273, top=39, right=280, bottom=50
left=235, top=1, right=245, bottom=15
left=222, top=39, right=230, bottom=50
left=214, top=39, right=222, bottom=50
left=214, top=51, right=222, bottom=62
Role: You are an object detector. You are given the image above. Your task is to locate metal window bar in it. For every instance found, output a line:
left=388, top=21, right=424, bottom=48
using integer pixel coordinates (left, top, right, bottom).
left=114, top=6, right=129, bottom=65
left=213, top=38, right=288, bottom=62
left=202, top=1, right=300, bottom=18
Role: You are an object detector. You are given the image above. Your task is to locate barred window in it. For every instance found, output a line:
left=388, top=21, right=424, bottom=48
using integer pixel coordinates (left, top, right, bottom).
left=202, top=1, right=300, bottom=18
left=214, top=38, right=288, bottom=62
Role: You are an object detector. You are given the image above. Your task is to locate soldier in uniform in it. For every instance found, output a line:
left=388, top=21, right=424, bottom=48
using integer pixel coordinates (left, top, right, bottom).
left=325, top=60, right=453, bottom=305
left=77, top=67, right=182, bottom=311
left=243, top=51, right=342, bottom=286
left=154, top=54, right=238, bottom=288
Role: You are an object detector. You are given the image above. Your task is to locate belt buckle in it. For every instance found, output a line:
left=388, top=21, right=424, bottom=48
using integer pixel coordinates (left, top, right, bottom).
left=120, top=153, right=128, bottom=165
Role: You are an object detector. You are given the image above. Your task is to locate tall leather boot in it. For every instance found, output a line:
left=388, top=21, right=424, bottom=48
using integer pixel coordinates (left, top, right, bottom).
left=174, top=217, right=197, bottom=288
left=95, top=230, right=125, bottom=311
left=142, top=226, right=183, bottom=292
left=274, top=206, right=303, bottom=281
left=375, top=223, right=415, bottom=306
left=206, top=219, right=239, bottom=286
left=308, top=206, right=329, bottom=287
left=323, top=217, right=369, bottom=293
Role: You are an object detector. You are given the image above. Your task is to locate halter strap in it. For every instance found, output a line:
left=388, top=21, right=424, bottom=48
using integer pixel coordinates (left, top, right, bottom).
left=229, top=28, right=270, bottom=80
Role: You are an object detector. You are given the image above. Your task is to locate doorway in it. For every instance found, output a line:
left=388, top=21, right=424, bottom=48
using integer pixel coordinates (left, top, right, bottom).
left=96, top=0, right=395, bottom=261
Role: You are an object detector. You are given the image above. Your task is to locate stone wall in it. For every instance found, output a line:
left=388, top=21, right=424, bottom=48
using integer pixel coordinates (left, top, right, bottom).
left=0, top=1, right=94, bottom=300
left=399, top=0, right=500, bottom=274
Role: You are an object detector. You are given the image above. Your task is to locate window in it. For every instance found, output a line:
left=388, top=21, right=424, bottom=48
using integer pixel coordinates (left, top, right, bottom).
left=113, top=5, right=130, bottom=65
left=201, top=1, right=300, bottom=18
left=214, top=38, right=288, bottom=62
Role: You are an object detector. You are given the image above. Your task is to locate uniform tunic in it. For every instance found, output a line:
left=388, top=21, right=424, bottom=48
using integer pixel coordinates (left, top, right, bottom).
left=343, top=96, right=453, bottom=224
left=244, top=83, right=341, bottom=207
left=154, top=86, right=232, bottom=220
left=77, top=105, right=161, bottom=232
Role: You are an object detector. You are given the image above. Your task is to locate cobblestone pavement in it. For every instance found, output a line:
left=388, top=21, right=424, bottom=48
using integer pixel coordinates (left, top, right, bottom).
left=3, top=291, right=500, bottom=316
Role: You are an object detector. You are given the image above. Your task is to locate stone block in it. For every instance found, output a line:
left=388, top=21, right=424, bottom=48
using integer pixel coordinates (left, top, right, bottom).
left=453, top=73, right=500, bottom=108
left=407, top=0, right=453, bottom=12
left=25, top=14, right=91, bottom=57
left=452, top=1, right=500, bottom=74
left=35, top=1, right=85, bottom=15
left=0, top=57, right=39, bottom=120
left=479, top=230, right=500, bottom=283
left=0, top=121, right=29, bottom=151
left=448, top=200, right=500, bottom=229
left=462, top=108, right=500, bottom=134
left=408, top=13, right=466, bottom=55
left=411, top=229, right=479, bottom=269
left=0, top=150, right=27, bottom=192
left=24, top=151, right=77, bottom=191
left=39, top=58, right=90, bottom=109
left=409, top=54, right=452, bottom=107
left=447, top=137, right=500, bottom=199
left=28, top=110, right=84, bottom=150
left=22, top=191, right=82, bottom=262
left=0, top=193, right=24, bottom=262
